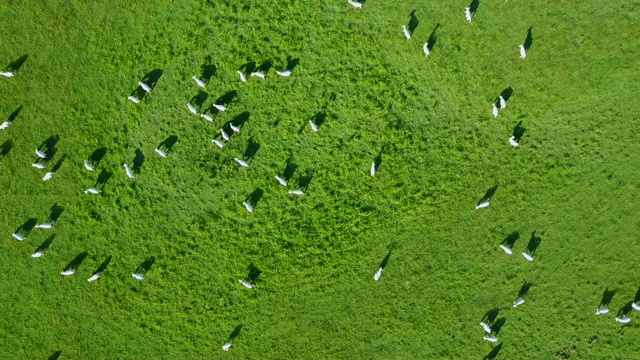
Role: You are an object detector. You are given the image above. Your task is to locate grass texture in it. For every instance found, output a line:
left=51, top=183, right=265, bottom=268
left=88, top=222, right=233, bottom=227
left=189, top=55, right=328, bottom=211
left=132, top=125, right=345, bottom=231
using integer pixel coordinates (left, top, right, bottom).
left=1, top=0, right=639, bottom=359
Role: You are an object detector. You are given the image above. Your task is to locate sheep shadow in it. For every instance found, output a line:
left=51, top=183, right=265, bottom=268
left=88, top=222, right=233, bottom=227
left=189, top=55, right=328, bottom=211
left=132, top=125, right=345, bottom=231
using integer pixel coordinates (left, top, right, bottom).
left=228, top=324, right=243, bottom=341
left=500, top=87, right=513, bottom=102
left=191, top=91, right=209, bottom=109
left=136, top=257, right=156, bottom=274
left=15, top=218, right=37, bottom=236
left=482, top=308, right=499, bottom=324
left=427, top=23, right=441, bottom=50
left=634, top=286, right=640, bottom=303
left=518, top=282, right=533, bottom=298
left=374, top=146, right=385, bottom=171
left=51, top=153, right=67, bottom=172
left=469, top=0, right=480, bottom=15
left=0, top=140, right=13, bottom=159
left=378, top=247, right=393, bottom=269
left=64, top=252, right=88, bottom=271
left=141, top=69, right=163, bottom=91
left=296, top=174, right=313, bottom=191
left=94, top=255, right=112, bottom=274
left=478, top=185, right=498, bottom=205
left=48, top=204, right=64, bottom=222
left=214, top=90, right=237, bottom=107
left=483, top=343, right=503, bottom=360
left=256, top=60, right=273, bottom=75
left=492, top=318, right=506, bottom=335
left=95, top=169, right=113, bottom=188
left=246, top=263, right=262, bottom=283
left=523, top=26, right=533, bottom=51
left=243, top=137, right=260, bottom=162
left=286, top=57, right=300, bottom=71
left=299, top=110, right=327, bottom=134
left=245, top=188, right=264, bottom=207
left=132, top=148, right=145, bottom=173
left=599, top=288, right=616, bottom=307
left=240, top=61, right=257, bottom=74
left=512, top=121, right=526, bottom=142
left=283, top=158, right=298, bottom=181
left=230, top=111, right=250, bottom=129
left=35, top=235, right=56, bottom=253
left=501, top=231, right=519, bottom=248
left=48, top=350, right=62, bottom=360
left=7, top=105, right=23, bottom=123
left=525, top=231, right=541, bottom=255
left=6, top=54, right=28, bottom=72
left=617, top=302, right=633, bottom=317
left=200, top=63, right=217, bottom=83
left=158, top=135, right=178, bottom=153
left=407, top=10, right=419, bottom=34
left=38, top=135, right=60, bottom=159
left=89, top=147, right=107, bottom=167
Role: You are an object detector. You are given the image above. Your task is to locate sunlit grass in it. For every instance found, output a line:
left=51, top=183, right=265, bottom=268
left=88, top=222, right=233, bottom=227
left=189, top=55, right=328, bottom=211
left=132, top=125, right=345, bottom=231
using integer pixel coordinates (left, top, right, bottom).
left=0, top=0, right=639, bottom=359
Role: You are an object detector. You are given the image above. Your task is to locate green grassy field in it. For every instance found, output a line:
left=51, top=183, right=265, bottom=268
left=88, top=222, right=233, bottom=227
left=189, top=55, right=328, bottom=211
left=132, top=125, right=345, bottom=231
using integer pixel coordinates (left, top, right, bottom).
left=1, top=0, right=640, bottom=359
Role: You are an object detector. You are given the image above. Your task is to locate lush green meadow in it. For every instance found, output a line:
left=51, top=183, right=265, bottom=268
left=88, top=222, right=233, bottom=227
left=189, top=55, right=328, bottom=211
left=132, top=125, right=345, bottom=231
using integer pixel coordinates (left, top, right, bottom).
left=1, top=0, right=639, bottom=358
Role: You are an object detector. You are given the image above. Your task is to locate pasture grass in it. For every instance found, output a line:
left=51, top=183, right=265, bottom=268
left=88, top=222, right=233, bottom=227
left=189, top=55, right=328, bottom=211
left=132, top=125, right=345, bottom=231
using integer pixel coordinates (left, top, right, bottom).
left=1, top=0, right=639, bottom=358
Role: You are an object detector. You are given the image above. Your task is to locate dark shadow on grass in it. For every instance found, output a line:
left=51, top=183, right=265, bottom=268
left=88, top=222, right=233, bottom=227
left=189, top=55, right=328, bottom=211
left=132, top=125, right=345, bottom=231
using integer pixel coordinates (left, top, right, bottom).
left=240, top=61, right=256, bottom=74
left=297, top=174, right=313, bottom=191
left=299, top=110, right=326, bottom=134
left=523, top=27, right=533, bottom=51
left=232, top=111, right=250, bottom=128
left=374, top=145, right=386, bottom=171
left=0, top=140, right=13, bottom=159
left=478, top=185, right=498, bottom=205
left=600, top=288, right=616, bottom=307
left=15, top=218, right=37, bottom=236
left=214, top=90, right=237, bottom=107
left=158, top=135, right=178, bottom=152
left=94, top=255, right=112, bottom=274
left=229, top=324, right=242, bottom=340
left=283, top=158, right=297, bottom=181
left=95, top=169, right=113, bottom=188
left=7, top=105, right=22, bottom=123
left=427, top=24, right=441, bottom=50
left=35, top=235, right=55, bottom=253
left=48, top=350, right=62, bottom=360
left=408, top=10, right=419, bottom=34
left=526, top=231, right=541, bottom=255
left=51, top=153, right=66, bottom=172
left=617, top=301, right=633, bottom=317
left=141, top=69, right=163, bottom=91
left=132, top=148, right=145, bottom=173
left=245, top=188, right=264, bottom=207
left=201, top=63, right=217, bottom=83
left=243, top=137, right=260, bottom=162
left=492, top=317, right=506, bottom=335
left=469, top=0, right=479, bottom=15
left=500, top=87, right=513, bottom=102
left=634, top=286, right=640, bottom=303
left=6, top=55, right=28, bottom=72
left=48, top=204, right=64, bottom=222
left=483, top=343, right=503, bottom=360
left=286, top=57, right=300, bottom=71
left=256, top=60, right=273, bottom=74
left=191, top=91, right=209, bottom=109
left=89, top=147, right=107, bottom=167
left=482, top=308, right=499, bottom=324
left=136, top=257, right=156, bottom=274
left=246, top=263, right=262, bottom=283
left=512, top=121, right=526, bottom=142
left=501, top=231, right=519, bottom=247
left=39, top=135, right=60, bottom=154
left=378, top=243, right=396, bottom=269
left=64, top=252, right=88, bottom=271
left=518, top=281, right=533, bottom=298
